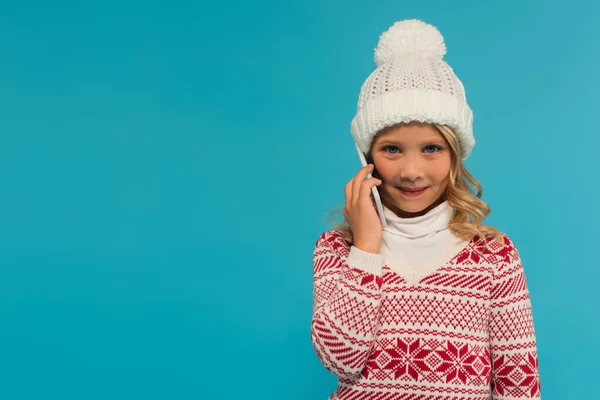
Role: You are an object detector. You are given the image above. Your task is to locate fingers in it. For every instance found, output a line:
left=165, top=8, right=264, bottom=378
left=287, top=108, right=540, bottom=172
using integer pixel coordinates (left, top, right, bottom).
left=352, top=164, right=375, bottom=206
left=342, top=164, right=384, bottom=241
left=360, top=177, right=382, bottom=205
left=344, top=180, right=352, bottom=219
left=345, top=164, right=382, bottom=214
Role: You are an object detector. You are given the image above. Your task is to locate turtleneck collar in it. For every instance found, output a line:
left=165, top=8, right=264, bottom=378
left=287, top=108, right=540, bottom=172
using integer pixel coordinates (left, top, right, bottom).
left=382, top=200, right=453, bottom=239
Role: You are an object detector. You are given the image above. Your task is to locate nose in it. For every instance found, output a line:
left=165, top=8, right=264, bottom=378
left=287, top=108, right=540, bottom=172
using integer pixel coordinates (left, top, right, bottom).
left=399, top=154, right=423, bottom=181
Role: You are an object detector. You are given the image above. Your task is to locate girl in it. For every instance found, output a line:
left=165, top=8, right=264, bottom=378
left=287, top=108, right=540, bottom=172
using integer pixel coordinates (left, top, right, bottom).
left=311, top=20, right=541, bottom=399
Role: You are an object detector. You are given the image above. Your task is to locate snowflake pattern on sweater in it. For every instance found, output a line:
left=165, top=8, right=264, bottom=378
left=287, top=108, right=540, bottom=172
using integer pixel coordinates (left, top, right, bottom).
left=311, top=229, right=541, bottom=400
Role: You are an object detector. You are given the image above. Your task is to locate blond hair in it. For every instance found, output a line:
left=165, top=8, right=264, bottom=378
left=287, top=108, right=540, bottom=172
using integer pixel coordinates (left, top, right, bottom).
left=324, top=123, right=506, bottom=250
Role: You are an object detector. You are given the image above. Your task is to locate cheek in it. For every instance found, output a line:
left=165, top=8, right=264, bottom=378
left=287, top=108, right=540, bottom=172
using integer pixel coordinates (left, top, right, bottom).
left=373, top=164, right=395, bottom=180
left=430, top=161, right=451, bottom=184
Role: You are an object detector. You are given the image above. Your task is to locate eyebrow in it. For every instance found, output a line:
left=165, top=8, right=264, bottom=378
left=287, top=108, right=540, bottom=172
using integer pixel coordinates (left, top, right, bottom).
left=376, top=138, right=445, bottom=146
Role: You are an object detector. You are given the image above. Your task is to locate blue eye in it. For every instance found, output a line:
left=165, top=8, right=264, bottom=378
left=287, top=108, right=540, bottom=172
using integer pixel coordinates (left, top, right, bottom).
left=424, top=145, right=442, bottom=153
left=382, top=145, right=400, bottom=154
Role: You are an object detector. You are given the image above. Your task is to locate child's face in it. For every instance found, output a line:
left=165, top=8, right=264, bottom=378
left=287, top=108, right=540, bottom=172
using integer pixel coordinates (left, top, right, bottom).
left=370, top=122, right=451, bottom=217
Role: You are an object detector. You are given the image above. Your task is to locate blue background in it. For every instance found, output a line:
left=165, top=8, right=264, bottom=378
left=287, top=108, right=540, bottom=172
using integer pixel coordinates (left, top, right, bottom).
left=0, top=0, right=597, bottom=399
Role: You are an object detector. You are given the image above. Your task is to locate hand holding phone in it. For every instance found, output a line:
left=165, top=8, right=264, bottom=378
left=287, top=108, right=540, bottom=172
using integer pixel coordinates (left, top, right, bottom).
left=354, top=142, right=387, bottom=229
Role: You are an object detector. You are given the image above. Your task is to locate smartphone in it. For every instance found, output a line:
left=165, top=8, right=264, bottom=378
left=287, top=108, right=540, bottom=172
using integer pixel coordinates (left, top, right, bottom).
left=354, top=142, right=387, bottom=229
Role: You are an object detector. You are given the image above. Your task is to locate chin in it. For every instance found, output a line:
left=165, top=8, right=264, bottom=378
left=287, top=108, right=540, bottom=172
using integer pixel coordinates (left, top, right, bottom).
left=396, top=201, right=432, bottom=213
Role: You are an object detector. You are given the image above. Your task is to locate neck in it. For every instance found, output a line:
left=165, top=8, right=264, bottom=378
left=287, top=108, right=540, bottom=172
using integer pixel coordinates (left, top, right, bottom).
left=382, top=198, right=452, bottom=239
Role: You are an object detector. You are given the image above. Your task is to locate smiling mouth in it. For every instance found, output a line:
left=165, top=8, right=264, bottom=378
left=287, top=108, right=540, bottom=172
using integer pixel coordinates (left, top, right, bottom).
left=396, top=186, right=429, bottom=197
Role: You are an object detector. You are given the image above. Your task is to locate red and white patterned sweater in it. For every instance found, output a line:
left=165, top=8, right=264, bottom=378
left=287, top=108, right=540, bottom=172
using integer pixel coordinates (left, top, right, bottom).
left=311, top=229, right=541, bottom=399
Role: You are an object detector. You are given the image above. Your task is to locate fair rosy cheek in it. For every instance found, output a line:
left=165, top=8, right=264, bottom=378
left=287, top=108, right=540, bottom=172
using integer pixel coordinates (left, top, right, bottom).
left=435, top=169, right=449, bottom=183
left=374, top=166, right=394, bottom=179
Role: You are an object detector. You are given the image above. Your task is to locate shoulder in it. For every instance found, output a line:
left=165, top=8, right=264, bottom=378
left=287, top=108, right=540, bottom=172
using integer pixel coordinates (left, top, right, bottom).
left=472, top=230, right=523, bottom=275
left=472, top=230, right=520, bottom=265
left=313, top=229, right=352, bottom=256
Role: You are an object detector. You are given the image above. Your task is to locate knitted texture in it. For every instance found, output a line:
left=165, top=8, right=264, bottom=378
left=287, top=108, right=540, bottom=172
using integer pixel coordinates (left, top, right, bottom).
left=311, top=230, right=541, bottom=399
left=350, top=20, right=474, bottom=160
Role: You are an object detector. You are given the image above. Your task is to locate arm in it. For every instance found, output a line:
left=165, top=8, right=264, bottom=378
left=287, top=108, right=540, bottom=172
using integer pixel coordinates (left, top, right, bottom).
left=310, top=230, right=384, bottom=379
left=489, top=235, right=541, bottom=399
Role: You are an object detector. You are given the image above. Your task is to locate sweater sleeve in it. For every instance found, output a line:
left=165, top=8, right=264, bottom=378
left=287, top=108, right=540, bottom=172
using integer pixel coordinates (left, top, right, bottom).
left=489, top=235, right=541, bottom=399
left=310, top=230, right=385, bottom=379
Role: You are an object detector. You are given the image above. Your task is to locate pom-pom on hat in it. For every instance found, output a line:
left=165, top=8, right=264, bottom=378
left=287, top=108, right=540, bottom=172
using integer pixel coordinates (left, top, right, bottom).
left=350, top=19, right=474, bottom=160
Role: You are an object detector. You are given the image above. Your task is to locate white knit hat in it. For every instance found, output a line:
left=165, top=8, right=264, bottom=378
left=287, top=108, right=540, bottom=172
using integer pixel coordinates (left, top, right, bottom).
left=350, top=19, right=475, bottom=160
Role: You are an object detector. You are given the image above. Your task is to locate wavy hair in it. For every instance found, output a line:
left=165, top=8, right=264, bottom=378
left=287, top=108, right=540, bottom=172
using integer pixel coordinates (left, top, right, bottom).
left=324, top=123, right=506, bottom=250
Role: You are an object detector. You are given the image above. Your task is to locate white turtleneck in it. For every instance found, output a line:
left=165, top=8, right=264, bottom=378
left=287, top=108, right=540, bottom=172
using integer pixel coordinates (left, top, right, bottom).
left=378, top=200, right=470, bottom=285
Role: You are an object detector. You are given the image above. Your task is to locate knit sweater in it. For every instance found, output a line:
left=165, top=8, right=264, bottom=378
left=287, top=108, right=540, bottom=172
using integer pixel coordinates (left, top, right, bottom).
left=310, top=209, right=541, bottom=399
